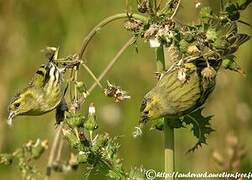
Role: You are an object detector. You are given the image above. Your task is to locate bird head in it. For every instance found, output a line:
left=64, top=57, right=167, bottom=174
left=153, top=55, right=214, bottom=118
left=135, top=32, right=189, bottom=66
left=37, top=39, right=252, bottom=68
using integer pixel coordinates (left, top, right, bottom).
left=140, top=95, right=162, bottom=124
left=8, top=90, right=34, bottom=126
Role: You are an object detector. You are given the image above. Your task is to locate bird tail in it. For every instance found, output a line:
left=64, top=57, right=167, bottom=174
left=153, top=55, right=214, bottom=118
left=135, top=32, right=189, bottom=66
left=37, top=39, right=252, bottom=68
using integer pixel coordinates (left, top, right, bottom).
left=224, top=34, right=250, bottom=55
left=222, top=22, right=250, bottom=52
left=55, top=97, right=68, bottom=125
left=55, top=85, right=68, bottom=125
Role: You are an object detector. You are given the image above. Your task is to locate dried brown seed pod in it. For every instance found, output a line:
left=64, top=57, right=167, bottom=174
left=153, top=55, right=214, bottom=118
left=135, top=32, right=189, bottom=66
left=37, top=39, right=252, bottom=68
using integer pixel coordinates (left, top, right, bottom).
left=104, top=81, right=130, bottom=103
left=137, top=0, right=148, bottom=13
left=144, top=24, right=159, bottom=40
left=123, top=19, right=143, bottom=32
left=201, top=66, right=216, bottom=80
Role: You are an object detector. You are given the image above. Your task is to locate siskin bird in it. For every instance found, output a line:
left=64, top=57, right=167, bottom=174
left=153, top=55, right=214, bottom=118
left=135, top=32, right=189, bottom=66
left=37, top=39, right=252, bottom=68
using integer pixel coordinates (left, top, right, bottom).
left=7, top=48, right=67, bottom=126
left=140, top=62, right=212, bottom=123
left=140, top=21, right=250, bottom=124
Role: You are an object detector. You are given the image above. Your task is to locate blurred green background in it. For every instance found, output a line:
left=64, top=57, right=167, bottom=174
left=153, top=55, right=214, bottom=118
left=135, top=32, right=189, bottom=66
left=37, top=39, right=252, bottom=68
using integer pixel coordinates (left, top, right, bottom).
left=0, top=0, right=251, bottom=179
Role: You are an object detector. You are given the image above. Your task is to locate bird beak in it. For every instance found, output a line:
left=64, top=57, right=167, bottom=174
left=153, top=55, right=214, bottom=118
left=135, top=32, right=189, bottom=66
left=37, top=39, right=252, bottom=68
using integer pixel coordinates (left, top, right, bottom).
left=7, top=111, right=16, bottom=126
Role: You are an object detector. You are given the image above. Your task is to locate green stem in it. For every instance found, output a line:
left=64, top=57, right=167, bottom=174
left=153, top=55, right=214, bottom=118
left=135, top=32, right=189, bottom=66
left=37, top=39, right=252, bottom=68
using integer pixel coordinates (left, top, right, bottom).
left=155, top=46, right=175, bottom=180
left=220, top=0, right=224, bottom=12
left=164, top=119, right=175, bottom=179
left=78, top=13, right=148, bottom=60
left=155, top=46, right=166, bottom=71
left=170, top=0, right=181, bottom=19
left=74, top=66, right=79, bottom=103
left=80, top=63, right=103, bottom=88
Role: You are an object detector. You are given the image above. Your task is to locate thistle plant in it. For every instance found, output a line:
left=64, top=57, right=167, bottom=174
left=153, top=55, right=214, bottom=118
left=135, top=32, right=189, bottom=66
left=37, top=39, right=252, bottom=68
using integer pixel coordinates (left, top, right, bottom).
left=0, top=139, right=48, bottom=179
left=1, top=0, right=251, bottom=179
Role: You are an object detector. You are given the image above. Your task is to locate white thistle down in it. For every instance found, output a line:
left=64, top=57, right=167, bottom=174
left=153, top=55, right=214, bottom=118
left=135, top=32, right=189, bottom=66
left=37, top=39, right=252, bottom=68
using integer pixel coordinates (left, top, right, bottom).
left=149, top=38, right=161, bottom=48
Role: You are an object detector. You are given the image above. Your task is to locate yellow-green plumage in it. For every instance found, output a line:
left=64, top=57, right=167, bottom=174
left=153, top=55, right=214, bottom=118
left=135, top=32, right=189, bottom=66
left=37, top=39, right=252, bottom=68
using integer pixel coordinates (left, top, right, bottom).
left=140, top=63, right=213, bottom=123
left=140, top=21, right=250, bottom=124
left=8, top=62, right=65, bottom=126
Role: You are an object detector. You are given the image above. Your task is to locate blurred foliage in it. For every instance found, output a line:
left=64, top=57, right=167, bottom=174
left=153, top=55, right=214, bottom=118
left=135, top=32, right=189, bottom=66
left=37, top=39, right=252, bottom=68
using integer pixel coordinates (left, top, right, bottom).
left=0, top=0, right=251, bottom=180
left=0, top=139, right=48, bottom=179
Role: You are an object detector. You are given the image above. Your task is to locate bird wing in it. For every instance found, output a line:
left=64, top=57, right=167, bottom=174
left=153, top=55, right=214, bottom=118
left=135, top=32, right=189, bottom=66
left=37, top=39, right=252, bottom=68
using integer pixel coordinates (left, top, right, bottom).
left=28, top=64, right=50, bottom=87
left=212, top=21, right=250, bottom=55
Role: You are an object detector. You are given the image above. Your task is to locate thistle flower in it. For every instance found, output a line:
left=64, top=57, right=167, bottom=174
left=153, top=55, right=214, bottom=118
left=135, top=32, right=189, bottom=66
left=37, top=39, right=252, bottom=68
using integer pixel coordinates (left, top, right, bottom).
left=84, top=103, right=98, bottom=140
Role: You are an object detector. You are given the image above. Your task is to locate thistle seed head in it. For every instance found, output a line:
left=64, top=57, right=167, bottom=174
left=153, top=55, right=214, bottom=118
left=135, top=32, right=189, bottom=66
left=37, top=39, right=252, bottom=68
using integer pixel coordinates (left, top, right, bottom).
left=123, top=19, right=143, bottom=32
left=201, top=66, right=216, bottom=80
left=177, top=68, right=188, bottom=82
left=137, top=0, right=148, bottom=13
left=144, top=24, right=159, bottom=40
left=104, top=81, right=131, bottom=103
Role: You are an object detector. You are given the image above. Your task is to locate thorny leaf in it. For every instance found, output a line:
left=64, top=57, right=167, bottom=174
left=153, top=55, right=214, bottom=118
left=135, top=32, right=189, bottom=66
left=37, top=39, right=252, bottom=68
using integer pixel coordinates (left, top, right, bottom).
left=183, top=108, right=214, bottom=152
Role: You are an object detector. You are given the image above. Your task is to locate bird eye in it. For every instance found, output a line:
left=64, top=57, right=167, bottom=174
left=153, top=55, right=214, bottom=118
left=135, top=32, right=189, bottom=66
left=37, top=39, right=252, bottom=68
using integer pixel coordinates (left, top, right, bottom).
left=14, top=103, right=20, bottom=108
left=143, top=110, right=149, bottom=115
